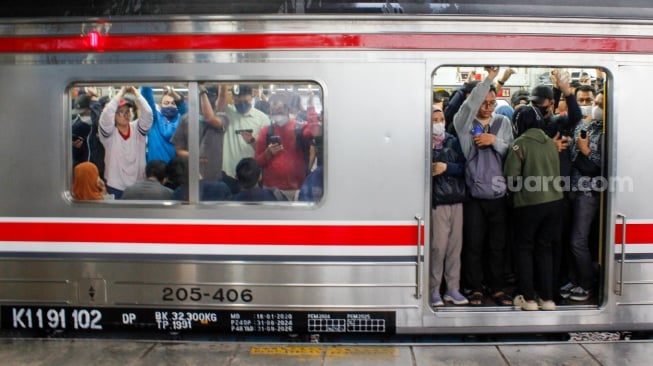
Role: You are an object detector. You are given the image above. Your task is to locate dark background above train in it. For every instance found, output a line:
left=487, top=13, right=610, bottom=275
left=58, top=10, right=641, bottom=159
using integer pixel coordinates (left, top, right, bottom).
left=2, top=1, right=653, bottom=19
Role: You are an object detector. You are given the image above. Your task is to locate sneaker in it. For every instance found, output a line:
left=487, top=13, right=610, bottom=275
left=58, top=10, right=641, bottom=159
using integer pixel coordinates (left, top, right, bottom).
left=559, top=282, right=576, bottom=299
left=431, top=294, right=444, bottom=307
left=513, top=295, right=538, bottom=311
left=444, top=290, right=469, bottom=305
left=536, top=297, right=556, bottom=311
left=569, top=286, right=590, bottom=301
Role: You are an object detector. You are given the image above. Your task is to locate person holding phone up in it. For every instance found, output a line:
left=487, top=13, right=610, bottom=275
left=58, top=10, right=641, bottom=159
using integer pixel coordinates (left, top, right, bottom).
left=254, top=93, right=321, bottom=201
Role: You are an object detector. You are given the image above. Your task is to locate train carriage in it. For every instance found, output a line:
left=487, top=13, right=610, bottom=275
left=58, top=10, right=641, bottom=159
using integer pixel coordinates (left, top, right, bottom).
left=0, top=0, right=652, bottom=338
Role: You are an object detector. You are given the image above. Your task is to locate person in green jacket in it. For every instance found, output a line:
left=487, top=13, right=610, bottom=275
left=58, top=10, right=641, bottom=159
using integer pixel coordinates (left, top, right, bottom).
left=504, top=106, right=564, bottom=311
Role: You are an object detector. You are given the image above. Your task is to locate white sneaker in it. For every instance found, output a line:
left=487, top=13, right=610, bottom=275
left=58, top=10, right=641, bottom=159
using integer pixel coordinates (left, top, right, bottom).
left=537, top=297, right=556, bottom=311
left=559, top=282, right=576, bottom=299
left=513, top=295, right=538, bottom=311
left=569, top=286, right=590, bottom=301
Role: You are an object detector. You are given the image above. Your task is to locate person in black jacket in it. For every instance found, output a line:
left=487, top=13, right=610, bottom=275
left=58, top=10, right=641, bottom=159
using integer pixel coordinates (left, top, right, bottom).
left=429, top=107, right=468, bottom=307
left=72, top=87, right=106, bottom=179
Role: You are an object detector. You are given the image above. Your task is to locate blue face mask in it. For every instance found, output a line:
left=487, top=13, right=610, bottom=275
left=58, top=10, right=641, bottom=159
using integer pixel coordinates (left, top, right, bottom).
left=235, top=101, right=251, bottom=114
left=161, top=106, right=178, bottom=120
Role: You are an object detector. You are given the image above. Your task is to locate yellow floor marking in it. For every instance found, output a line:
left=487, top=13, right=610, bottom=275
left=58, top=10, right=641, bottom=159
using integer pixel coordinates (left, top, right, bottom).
left=250, top=345, right=399, bottom=357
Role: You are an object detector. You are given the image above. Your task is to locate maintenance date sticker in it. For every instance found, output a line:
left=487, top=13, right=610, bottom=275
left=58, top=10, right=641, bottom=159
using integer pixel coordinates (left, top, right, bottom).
left=1, top=306, right=395, bottom=335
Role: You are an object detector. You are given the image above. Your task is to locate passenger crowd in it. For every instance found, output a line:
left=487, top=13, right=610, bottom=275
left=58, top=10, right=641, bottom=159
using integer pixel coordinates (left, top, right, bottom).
left=71, top=83, right=323, bottom=203
left=70, top=69, right=604, bottom=312
left=430, top=67, right=605, bottom=310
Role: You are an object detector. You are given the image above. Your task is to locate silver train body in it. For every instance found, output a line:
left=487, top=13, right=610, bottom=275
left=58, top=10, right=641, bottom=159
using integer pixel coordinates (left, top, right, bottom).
left=0, top=14, right=652, bottom=336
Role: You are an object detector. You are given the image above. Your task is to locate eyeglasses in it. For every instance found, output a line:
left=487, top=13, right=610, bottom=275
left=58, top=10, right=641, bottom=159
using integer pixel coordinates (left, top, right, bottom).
left=481, top=100, right=497, bottom=108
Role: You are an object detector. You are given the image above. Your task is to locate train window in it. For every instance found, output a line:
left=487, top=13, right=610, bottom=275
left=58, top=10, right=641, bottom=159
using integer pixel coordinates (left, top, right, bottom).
left=68, top=82, right=324, bottom=204
left=431, top=66, right=607, bottom=308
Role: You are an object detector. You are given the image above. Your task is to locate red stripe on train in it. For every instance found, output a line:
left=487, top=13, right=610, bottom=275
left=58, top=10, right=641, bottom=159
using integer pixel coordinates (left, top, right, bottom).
left=0, top=221, right=650, bottom=245
left=2, top=33, right=653, bottom=53
left=614, top=223, right=653, bottom=245
left=0, top=222, right=421, bottom=246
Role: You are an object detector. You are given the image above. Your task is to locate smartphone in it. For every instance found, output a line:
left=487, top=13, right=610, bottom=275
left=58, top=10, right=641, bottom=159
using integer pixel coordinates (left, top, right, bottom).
left=268, top=135, right=281, bottom=145
left=580, top=130, right=587, bottom=139
left=235, top=129, right=253, bottom=135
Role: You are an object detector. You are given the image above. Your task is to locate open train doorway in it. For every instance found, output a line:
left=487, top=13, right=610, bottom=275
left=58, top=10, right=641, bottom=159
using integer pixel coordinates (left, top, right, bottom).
left=428, top=66, right=608, bottom=311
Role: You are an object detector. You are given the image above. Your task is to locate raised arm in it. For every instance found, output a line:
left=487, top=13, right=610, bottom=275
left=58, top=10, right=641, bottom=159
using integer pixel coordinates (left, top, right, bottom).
left=200, top=85, right=227, bottom=129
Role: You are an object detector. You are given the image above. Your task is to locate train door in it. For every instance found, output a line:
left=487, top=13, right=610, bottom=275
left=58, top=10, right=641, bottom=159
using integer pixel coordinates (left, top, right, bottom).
left=427, top=65, right=611, bottom=314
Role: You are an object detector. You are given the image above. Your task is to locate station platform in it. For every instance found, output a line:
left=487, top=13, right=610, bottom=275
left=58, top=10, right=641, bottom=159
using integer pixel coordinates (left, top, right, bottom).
left=0, top=337, right=650, bottom=365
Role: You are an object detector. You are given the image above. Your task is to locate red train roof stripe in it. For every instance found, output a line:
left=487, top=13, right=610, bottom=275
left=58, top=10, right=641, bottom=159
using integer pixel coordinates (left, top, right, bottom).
left=1, top=33, right=653, bottom=53
left=0, top=222, right=419, bottom=245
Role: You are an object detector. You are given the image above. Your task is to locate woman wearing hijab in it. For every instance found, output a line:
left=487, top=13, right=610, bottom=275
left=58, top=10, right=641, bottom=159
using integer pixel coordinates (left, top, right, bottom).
left=72, top=162, right=108, bottom=200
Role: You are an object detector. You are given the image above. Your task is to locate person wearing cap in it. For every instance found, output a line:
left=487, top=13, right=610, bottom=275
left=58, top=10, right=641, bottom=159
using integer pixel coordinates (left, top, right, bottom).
left=141, top=85, right=187, bottom=164
left=99, top=86, right=153, bottom=199
left=504, top=106, right=563, bottom=311
left=452, top=67, right=514, bottom=307
left=213, top=84, right=269, bottom=179
left=71, top=87, right=105, bottom=178
left=510, top=90, right=530, bottom=110
left=529, top=71, right=583, bottom=301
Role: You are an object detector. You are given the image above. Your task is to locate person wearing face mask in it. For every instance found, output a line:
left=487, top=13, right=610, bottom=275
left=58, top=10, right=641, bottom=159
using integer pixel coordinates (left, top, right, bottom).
left=71, top=88, right=106, bottom=179
left=141, top=85, right=187, bottom=163
left=254, top=93, right=322, bottom=201
left=214, top=84, right=269, bottom=179
left=429, top=106, right=468, bottom=307
left=99, top=86, right=153, bottom=199
left=561, top=89, right=604, bottom=303
left=574, top=85, right=597, bottom=123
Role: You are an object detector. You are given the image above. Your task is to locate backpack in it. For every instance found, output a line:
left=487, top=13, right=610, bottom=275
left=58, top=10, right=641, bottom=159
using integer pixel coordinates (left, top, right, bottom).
left=464, top=117, right=507, bottom=199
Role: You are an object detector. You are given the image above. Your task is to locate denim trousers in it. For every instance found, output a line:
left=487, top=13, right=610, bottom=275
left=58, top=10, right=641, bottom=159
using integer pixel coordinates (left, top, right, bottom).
left=570, top=193, right=600, bottom=290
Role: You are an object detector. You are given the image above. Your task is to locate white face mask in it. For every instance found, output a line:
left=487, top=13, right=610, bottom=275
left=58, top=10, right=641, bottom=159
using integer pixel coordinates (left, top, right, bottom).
left=272, top=114, right=289, bottom=126
left=432, top=123, right=445, bottom=136
left=580, top=105, right=593, bottom=118
left=78, top=114, right=92, bottom=124
left=592, top=106, right=603, bottom=121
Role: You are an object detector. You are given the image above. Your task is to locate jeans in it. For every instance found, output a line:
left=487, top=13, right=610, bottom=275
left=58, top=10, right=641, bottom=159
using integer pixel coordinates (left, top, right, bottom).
left=570, top=193, right=600, bottom=290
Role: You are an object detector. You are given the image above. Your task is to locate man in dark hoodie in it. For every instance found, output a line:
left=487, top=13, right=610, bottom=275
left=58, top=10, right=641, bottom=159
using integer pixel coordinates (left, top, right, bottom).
left=504, top=106, right=564, bottom=311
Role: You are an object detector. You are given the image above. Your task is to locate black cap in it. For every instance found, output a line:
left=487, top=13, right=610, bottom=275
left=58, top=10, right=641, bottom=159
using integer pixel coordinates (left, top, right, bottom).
left=232, top=84, right=253, bottom=97
left=528, top=85, right=554, bottom=104
left=72, top=94, right=91, bottom=114
left=510, top=90, right=530, bottom=107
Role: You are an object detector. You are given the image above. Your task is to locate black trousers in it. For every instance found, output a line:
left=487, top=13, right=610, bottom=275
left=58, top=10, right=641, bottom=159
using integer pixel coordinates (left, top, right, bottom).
left=462, top=197, right=507, bottom=293
left=514, top=200, right=562, bottom=301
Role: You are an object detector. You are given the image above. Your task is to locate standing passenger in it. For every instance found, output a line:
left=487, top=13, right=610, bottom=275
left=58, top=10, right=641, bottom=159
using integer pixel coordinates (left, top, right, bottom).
left=215, top=84, right=269, bottom=179
left=453, top=67, right=514, bottom=306
left=141, top=86, right=186, bottom=163
left=505, top=106, right=563, bottom=311
left=99, top=86, right=153, bottom=199
left=429, top=107, right=468, bottom=307
left=254, top=93, right=321, bottom=201
left=564, top=90, right=604, bottom=302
